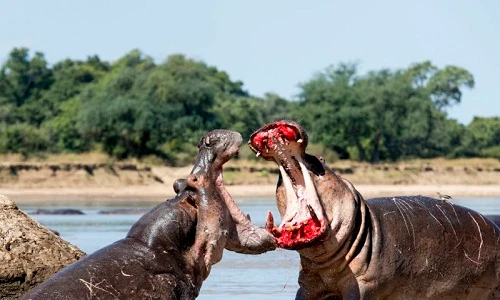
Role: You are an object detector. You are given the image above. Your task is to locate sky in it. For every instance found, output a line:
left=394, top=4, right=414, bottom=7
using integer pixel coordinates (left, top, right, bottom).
left=1, top=0, right=499, bottom=125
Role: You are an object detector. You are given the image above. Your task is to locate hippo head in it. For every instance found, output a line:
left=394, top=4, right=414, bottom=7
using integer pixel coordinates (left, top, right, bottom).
left=175, top=129, right=276, bottom=256
left=175, top=129, right=243, bottom=194
left=191, top=129, right=242, bottom=178
left=248, top=120, right=328, bottom=249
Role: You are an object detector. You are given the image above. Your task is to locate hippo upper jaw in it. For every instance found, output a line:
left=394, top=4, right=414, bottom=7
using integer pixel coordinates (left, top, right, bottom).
left=249, top=120, right=328, bottom=250
left=191, top=129, right=242, bottom=177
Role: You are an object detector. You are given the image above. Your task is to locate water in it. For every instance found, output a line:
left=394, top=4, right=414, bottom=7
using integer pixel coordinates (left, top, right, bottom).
left=18, top=196, right=500, bottom=299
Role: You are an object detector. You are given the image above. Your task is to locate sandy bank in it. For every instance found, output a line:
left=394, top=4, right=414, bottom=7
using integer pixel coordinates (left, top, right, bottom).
left=1, top=183, right=499, bottom=205
left=1, top=158, right=499, bottom=204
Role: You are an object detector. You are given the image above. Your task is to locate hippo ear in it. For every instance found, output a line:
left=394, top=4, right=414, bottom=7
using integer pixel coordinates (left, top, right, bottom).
left=197, top=133, right=208, bottom=149
left=304, top=154, right=325, bottom=176
left=173, top=179, right=187, bottom=194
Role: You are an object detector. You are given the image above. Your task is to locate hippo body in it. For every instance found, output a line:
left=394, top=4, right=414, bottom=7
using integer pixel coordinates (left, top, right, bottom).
left=364, top=196, right=499, bottom=298
left=297, top=193, right=500, bottom=299
left=25, top=129, right=275, bottom=299
left=249, top=120, right=500, bottom=300
left=23, top=192, right=200, bottom=299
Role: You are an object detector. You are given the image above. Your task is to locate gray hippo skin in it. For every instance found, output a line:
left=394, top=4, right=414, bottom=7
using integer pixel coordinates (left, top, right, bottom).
left=249, top=120, right=500, bottom=300
left=24, top=130, right=274, bottom=300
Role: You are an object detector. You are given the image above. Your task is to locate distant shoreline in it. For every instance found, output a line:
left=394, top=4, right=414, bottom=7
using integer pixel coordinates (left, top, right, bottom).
left=2, top=158, right=500, bottom=204
left=2, top=183, right=499, bottom=205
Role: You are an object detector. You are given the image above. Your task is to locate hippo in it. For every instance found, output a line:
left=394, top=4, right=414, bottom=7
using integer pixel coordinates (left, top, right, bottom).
left=24, top=129, right=275, bottom=299
left=30, top=208, right=85, bottom=215
left=179, top=129, right=276, bottom=255
left=248, top=120, right=500, bottom=299
left=97, top=208, right=151, bottom=215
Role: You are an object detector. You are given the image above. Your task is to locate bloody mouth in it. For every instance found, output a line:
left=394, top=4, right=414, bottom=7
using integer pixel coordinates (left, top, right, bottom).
left=266, top=208, right=326, bottom=249
left=249, top=121, right=327, bottom=250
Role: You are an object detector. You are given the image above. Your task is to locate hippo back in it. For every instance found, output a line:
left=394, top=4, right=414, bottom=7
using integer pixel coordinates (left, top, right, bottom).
left=365, top=196, right=500, bottom=299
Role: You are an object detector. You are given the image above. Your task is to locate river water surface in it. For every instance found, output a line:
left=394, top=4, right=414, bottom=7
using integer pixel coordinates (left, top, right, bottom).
left=18, top=196, right=500, bottom=300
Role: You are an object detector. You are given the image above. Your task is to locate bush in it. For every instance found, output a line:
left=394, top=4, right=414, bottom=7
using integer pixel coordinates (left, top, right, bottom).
left=0, top=123, right=49, bottom=157
left=480, top=146, right=500, bottom=160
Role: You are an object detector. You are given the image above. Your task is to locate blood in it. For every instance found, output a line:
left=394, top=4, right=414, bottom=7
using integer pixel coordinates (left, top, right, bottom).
left=251, top=122, right=297, bottom=151
left=276, top=218, right=325, bottom=249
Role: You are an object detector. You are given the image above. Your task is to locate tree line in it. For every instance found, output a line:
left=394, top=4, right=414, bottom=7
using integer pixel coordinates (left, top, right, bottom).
left=0, top=48, right=499, bottom=164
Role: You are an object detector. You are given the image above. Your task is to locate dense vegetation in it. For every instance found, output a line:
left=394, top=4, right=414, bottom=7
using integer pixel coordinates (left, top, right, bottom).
left=0, top=48, right=499, bottom=164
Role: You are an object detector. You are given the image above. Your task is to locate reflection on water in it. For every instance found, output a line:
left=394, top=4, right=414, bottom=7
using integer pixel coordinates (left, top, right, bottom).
left=18, top=196, right=500, bottom=299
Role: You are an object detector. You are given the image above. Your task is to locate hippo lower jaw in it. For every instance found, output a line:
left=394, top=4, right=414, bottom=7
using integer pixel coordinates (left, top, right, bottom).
left=249, top=121, right=328, bottom=250
left=270, top=159, right=328, bottom=250
left=216, top=163, right=277, bottom=254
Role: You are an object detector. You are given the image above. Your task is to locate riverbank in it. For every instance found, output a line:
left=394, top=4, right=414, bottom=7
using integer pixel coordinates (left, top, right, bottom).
left=2, top=183, right=500, bottom=205
left=1, top=157, right=499, bottom=203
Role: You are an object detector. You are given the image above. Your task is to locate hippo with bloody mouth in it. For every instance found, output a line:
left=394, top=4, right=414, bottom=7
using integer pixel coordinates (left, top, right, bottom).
left=249, top=120, right=500, bottom=299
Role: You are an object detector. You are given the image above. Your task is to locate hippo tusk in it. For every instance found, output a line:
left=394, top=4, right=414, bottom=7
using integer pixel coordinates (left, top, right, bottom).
left=307, top=204, right=321, bottom=226
left=266, top=211, right=275, bottom=232
left=266, top=211, right=281, bottom=237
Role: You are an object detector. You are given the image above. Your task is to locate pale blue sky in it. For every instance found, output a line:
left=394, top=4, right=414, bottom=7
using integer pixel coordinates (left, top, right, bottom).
left=1, top=0, right=499, bottom=125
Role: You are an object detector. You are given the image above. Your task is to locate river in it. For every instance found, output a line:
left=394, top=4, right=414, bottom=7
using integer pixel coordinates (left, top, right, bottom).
left=18, top=196, right=500, bottom=299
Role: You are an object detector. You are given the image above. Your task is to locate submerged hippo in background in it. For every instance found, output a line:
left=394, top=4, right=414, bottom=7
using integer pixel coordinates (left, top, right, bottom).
left=30, top=208, right=85, bottom=215
left=249, top=120, right=500, bottom=299
left=97, top=208, right=151, bottom=215
left=24, top=130, right=275, bottom=299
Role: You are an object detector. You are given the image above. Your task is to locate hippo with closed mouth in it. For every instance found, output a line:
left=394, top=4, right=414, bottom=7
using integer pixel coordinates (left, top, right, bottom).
left=249, top=120, right=500, bottom=299
left=24, top=130, right=275, bottom=299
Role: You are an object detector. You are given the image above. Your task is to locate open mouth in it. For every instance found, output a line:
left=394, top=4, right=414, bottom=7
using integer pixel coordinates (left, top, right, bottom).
left=248, top=121, right=327, bottom=249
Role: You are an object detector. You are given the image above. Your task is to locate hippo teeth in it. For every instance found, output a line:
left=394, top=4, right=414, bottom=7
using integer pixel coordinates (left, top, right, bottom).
left=265, top=211, right=275, bottom=231
left=285, top=224, right=301, bottom=231
left=307, top=204, right=321, bottom=226
left=266, top=211, right=282, bottom=237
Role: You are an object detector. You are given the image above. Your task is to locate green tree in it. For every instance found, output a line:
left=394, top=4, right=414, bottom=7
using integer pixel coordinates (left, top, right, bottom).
left=41, top=97, right=91, bottom=153
left=465, top=117, right=500, bottom=158
left=297, top=62, right=476, bottom=162
left=77, top=51, right=243, bottom=160
left=296, top=63, right=363, bottom=159
left=0, top=123, right=49, bottom=156
left=405, top=61, right=474, bottom=110
left=0, top=48, right=53, bottom=107
left=0, top=48, right=54, bottom=125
